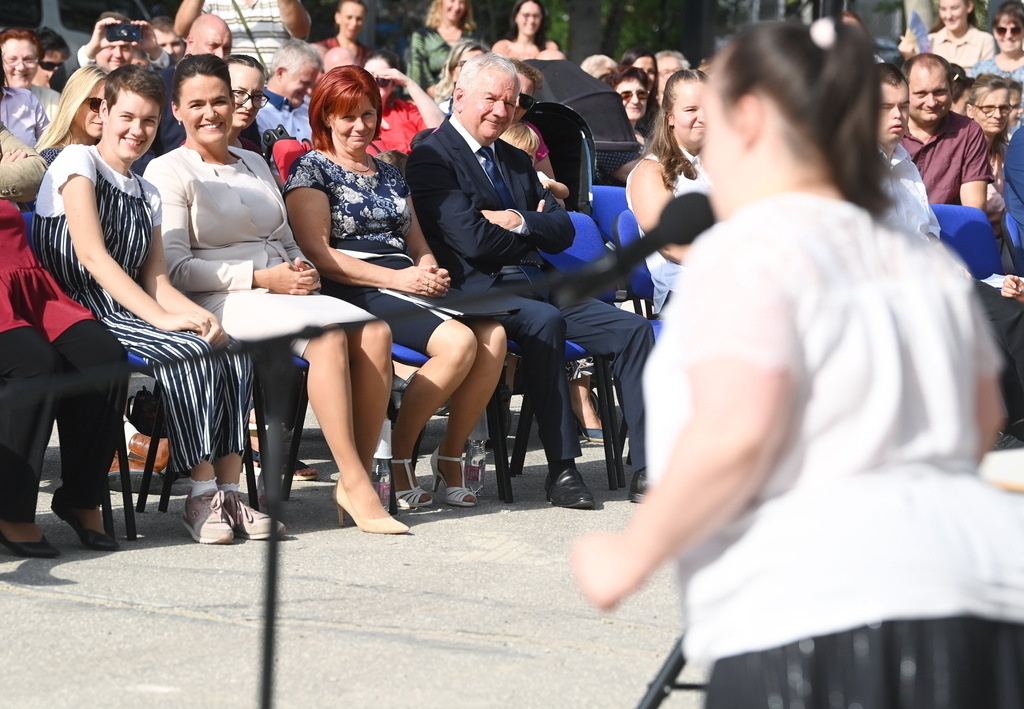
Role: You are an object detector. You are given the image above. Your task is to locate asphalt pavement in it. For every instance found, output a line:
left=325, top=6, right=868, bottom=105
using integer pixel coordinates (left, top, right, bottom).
left=0, top=392, right=706, bottom=709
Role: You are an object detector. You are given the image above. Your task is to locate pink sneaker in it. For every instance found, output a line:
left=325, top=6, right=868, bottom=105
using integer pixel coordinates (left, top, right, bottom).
left=223, top=490, right=285, bottom=540
left=182, top=490, right=234, bottom=545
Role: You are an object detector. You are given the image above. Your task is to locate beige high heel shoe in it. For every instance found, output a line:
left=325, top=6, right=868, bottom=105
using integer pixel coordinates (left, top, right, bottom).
left=334, top=480, right=409, bottom=534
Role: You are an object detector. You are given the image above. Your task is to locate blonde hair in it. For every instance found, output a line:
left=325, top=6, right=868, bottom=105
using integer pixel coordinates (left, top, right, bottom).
left=499, top=122, right=539, bottom=158
left=434, top=38, right=489, bottom=102
left=425, top=0, right=476, bottom=32
left=36, top=66, right=107, bottom=151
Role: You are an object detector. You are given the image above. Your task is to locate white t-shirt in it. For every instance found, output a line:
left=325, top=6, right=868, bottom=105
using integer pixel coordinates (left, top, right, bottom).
left=37, top=144, right=162, bottom=226
left=626, top=151, right=710, bottom=313
left=644, top=193, right=1024, bottom=664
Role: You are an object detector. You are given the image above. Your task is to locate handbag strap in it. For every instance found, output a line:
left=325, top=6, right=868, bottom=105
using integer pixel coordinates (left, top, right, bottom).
left=228, top=0, right=268, bottom=69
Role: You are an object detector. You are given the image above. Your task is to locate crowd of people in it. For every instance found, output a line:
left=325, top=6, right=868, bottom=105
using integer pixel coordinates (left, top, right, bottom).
left=0, top=1, right=679, bottom=553
left=3, top=5, right=1024, bottom=704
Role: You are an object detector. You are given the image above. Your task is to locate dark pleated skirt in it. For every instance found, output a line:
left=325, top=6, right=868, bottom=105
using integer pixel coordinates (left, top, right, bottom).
left=705, top=616, right=1024, bottom=709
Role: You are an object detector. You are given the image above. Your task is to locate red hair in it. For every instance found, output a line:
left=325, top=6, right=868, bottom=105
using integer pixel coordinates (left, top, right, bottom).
left=0, top=28, right=44, bottom=61
left=309, top=65, right=381, bottom=153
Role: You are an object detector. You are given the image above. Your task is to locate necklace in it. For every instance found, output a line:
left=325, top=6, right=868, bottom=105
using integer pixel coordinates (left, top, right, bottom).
left=333, top=151, right=371, bottom=172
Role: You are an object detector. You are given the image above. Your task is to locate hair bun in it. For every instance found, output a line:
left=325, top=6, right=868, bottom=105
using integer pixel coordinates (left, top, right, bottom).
left=809, top=18, right=837, bottom=49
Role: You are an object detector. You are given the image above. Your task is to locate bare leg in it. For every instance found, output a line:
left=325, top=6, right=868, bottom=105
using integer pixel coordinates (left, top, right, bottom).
left=435, top=321, right=507, bottom=491
left=214, top=453, right=243, bottom=485
left=302, top=324, right=392, bottom=521
left=391, top=320, right=479, bottom=494
left=345, top=321, right=392, bottom=470
left=0, top=519, right=43, bottom=543
left=570, top=375, right=603, bottom=431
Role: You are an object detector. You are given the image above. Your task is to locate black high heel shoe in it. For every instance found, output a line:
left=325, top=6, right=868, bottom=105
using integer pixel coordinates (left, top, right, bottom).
left=51, top=502, right=119, bottom=552
left=0, top=528, right=59, bottom=558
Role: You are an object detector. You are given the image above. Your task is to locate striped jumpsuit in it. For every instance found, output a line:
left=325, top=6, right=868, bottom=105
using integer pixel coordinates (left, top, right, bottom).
left=34, top=145, right=251, bottom=473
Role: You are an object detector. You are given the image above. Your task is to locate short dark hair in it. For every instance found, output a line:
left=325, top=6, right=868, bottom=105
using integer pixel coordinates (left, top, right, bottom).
left=36, top=27, right=70, bottom=57
left=877, top=62, right=906, bottom=89
left=105, top=64, right=166, bottom=110
left=150, top=15, right=176, bottom=34
left=171, top=53, right=231, bottom=105
left=366, top=49, right=403, bottom=73
left=902, top=53, right=952, bottom=90
left=225, top=53, right=266, bottom=77
left=604, top=65, right=650, bottom=91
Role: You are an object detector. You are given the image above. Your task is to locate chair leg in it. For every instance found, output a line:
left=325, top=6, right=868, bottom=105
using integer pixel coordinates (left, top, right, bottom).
left=486, top=387, right=512, bottom=503
left=281, top=367, right=309, bottom=502
left=133, top=382, right=167, bottom=513
left=509, top=391, right=533, bottom=478
left=593, top=357, right=623, bottom=490
left=635, top=636, right=692, bottom=709
left=244, top=443, right=260, bottom=510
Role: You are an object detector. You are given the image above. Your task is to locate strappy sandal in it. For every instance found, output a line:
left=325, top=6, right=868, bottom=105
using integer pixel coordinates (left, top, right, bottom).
left=393, top=458, right=433, bottom=509
left=430, top=450, right=477, bottom=507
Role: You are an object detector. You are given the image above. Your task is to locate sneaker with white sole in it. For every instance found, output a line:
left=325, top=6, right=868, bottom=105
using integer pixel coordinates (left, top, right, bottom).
left=183, top=490, right=234, bottom=545
left=223, top=490, right=285, bottom=540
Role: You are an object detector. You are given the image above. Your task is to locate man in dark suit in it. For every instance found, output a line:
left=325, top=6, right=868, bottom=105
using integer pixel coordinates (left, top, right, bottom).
left=407, top=54, right=654, bottom=508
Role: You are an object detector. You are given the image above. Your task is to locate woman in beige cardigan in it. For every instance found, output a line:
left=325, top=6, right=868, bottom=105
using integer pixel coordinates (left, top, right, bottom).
left=147, top=55, right=406, bottom=535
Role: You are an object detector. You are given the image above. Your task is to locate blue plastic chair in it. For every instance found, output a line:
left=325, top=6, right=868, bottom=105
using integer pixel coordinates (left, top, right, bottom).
left=590, top=185, right=628, bottom=245
left=542, top=211, right=617, bottom=303
left=613, top=209, right=658, bottom=318
left=931, top=204, right=1004, bottom=279
left=1004, top=212, right=1024, bottom=272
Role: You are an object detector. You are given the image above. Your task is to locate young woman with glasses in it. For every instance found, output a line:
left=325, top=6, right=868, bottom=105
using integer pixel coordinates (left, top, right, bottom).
left=362, top=50, right=444, bottom=154
left=36, top=67, right=108, bottom=165
left=970, top=1, right=1024, bottom=82
left=224, top=54, right=269, bottom=155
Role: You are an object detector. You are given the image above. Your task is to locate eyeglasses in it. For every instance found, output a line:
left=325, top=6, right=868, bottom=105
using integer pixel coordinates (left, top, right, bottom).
left=518, top=93, right=536, bottom=110
left=374, top=76, right=392, bottom=88
left=995, top=25, right=1022, bottom=37
left=82, top=97, right=103, bottom=113
left=971, top=103, right=1012, bottom=116
left=2, top=56, right=38, bottom=68
left=38, top=60, right=64, bottom=71
left=619, top=89, right=649, bottom=102
left=232, top=90, right=269, bottom=108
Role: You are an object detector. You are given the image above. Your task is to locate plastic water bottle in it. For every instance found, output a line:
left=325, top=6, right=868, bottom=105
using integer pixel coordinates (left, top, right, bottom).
left=372, top=420, right=392, bottom=508
left=464, top=414, right=487, bottom=495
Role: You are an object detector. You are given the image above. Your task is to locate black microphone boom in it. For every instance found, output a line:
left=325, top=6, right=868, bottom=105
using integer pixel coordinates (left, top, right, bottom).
left=552, top=192, right=716, bottom=305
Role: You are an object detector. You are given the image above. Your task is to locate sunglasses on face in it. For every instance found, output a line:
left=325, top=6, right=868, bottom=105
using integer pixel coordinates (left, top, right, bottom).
left=82, top=97, right=103, bottom=113
left=995, top=25, right=1022, bottom=37
left=39, top=60, right=63, bottom=71
left=375, top=76, right=392, bottom=88
left=518, top=92, right=536, bottom=110
left=620, top=89, right=649, bottom=102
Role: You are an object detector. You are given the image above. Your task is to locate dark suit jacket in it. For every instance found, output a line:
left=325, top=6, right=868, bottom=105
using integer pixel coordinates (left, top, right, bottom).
left=406, top=119, right=574, bottom=291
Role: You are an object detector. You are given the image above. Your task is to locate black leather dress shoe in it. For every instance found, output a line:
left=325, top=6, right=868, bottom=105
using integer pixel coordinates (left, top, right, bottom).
left=545, top=467, right=595, bottom=509
left=52, top=502, right=119, bottom=552
left=0, top=529, right=60, bottom=558
left=627, top=469, right=647, bottom=503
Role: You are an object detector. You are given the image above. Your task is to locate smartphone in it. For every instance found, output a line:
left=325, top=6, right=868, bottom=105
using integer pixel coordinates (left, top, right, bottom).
left=105, top=23, right=142, bottom=44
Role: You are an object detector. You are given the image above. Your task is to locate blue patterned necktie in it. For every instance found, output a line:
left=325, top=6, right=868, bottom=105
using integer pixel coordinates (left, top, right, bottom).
left=478, top=146, right=517, bottom=211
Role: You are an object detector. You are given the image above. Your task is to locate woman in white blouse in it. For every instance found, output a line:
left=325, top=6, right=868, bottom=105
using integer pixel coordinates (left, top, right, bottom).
left=625, top=69, right=707, bottom=314
left=575, top=19, right=1024, bottom=706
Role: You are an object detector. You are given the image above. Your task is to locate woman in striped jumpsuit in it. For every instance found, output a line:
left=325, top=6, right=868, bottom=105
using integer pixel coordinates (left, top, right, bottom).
left=34, top=65, right=271, bottom=545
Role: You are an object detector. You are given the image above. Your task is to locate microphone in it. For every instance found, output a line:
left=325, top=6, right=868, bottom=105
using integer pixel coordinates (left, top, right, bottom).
left=553, top=192, right=716, bottom=304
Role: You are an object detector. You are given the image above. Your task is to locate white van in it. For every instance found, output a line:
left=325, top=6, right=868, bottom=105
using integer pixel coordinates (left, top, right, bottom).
left=2, top=0, right=151, bottom=54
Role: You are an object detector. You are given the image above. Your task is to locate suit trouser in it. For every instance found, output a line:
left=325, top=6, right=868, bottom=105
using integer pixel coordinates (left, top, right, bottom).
left=490, top=282, right=654, bottom=470
left=0, top=321, right=126, bottom=523
left=974, top=280, right=1024, bottom=421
